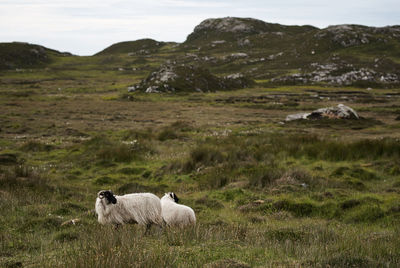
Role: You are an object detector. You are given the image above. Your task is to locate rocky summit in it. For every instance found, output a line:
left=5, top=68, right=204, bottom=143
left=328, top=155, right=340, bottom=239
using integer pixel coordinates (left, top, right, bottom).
left=192, top=17, right=268, bottom=34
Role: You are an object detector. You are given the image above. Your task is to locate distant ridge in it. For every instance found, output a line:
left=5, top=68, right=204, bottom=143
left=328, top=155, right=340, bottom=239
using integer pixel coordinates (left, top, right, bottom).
left=95, top=39, right=170, bottom=56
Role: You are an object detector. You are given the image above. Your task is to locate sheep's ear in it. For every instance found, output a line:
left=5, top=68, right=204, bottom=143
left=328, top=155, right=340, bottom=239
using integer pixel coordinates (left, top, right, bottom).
left=98, top=190, right=106, bottom=199
left=171, top=192, right=179, bottom=203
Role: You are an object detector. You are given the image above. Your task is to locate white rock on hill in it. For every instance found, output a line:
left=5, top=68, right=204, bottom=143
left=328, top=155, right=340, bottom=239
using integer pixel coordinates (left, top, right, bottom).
left=285, top=104, right=359, bottom=121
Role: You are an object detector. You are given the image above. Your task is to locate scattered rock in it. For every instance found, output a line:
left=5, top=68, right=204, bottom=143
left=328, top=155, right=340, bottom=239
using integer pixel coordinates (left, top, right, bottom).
left=211, top=40, right=226, bottom=47
left=127, top=85, right=139, bottom=92
left=285, top=104, right=359, bottom=121
left=315, top=25, right=372, bottom=47
left=61, top=218, right=80, bottom=226
left=145, top=86, right=160, bottom=93
left=285, top=113, right=310, bottom=121
left=273, top=64, right=399, bottom=85
left=229, top=52, right=248, bottom=59
left=238, top=199, right=266, bottom=212
left=267, top=52, right=284, bottom=60
left=225, top=73, right=243, bottom=79
left=237, top=38, right=251, bottom=46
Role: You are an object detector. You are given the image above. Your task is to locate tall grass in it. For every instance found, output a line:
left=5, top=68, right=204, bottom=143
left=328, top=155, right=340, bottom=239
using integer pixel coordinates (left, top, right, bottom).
left=168, top=133, right=399, bottom=191
left=177, top=134, right=400, bottom=175
left=75, top=135, right=153, bottom=165
left=39, top=221, right=400, bottom=267
left=1, top=125, right=400, bottom=267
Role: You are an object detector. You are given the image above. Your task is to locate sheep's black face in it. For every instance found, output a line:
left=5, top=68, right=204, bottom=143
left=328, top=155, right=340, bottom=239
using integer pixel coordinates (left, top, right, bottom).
left=99, top=190, right=117, bottom=204
left=170, top=192, right=179, bottom=203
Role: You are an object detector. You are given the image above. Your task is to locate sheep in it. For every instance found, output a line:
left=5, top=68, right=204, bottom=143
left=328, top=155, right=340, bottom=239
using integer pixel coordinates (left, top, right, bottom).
left=161, top=192, right=196, bottom=227
left=95, top=190, right=163, bottom=232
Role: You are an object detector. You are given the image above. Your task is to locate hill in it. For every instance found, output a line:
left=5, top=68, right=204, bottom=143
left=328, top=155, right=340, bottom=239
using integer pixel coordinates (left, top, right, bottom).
left=184, top=17, right=317, bottom=48
left=0, top=42, right=70, bottom=70
left=95, top=38, right=169, bottom=56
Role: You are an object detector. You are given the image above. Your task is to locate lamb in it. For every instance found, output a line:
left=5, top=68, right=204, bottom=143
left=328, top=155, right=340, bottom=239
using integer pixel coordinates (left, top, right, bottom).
left=95, top=190, right=164, bottom=231
left=161, top=192, right=196, bottom=227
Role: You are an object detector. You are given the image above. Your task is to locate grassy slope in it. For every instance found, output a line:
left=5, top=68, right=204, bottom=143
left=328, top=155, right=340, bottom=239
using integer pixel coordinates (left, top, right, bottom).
left=1, top=60, right=400, bottom=266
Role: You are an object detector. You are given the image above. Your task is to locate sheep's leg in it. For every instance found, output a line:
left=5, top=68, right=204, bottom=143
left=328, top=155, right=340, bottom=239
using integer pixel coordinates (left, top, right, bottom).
left=114, top=224, right=120, bottom=230
left=151, top=222, right=164, bottom=236
left=145, top=223, right=153, bottom=235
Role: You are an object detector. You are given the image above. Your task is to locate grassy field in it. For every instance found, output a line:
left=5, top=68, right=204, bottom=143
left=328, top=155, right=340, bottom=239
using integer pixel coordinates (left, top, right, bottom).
left=1, top=65, right=400, bottom=267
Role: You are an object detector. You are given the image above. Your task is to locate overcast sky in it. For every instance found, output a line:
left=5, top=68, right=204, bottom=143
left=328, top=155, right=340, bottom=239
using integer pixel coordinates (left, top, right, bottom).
left=0, top=0, right=399, bottom=55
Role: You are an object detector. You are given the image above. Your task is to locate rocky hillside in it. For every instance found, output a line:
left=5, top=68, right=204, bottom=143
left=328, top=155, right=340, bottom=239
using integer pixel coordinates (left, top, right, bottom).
left=1, top=17, right=399, bottom=88
left=179, top=17, right=400, bottom=87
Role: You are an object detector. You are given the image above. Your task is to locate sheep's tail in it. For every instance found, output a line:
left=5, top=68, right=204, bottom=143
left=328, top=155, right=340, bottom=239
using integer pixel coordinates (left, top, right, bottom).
left=189, top=214, right=196, bottom=226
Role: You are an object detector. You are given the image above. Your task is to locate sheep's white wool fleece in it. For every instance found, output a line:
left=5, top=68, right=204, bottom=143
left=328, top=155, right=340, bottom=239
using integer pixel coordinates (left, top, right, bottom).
left=161, top=194, right=196, bottom=227
left=96, top=193, right=163, bottom=226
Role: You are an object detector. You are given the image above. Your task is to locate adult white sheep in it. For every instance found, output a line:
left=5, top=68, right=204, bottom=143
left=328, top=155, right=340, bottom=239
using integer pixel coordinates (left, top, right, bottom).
left=95, top=190, right=163, bottom=232
left=161, top=192, right=196, bottom=227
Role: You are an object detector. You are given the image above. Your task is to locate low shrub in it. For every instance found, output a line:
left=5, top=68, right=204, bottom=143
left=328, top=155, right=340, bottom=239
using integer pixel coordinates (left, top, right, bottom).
left=93, top=176, right=117, bottom=185
left=248, top=166, right=284, bottom=188
left=118, top=167, right=146, bottom=175
left=320, top=254, right=381, bottom=267
left=80, top=135, right=152, bottom=165
left=272, top=199, right=317, bottom=217
left=0, top=165, right=51, bottom=192
left=54, top=230, right=79, bottom=242
left=117, top=182, right=166, bottom=195
left=340, top=199, right=361, bottom=210
left=344, top=205, right=385, bottom=223
left=264, top=228, right=306, bottom=242
left=20, top=141, right=55, bottom=152
left=195, top=196, right=224, bottom=209
left=0, top=153, right=18, bottom=165
left=197, top=167, right=230, bottom=189
left=157, top=128, right=179, bottom=141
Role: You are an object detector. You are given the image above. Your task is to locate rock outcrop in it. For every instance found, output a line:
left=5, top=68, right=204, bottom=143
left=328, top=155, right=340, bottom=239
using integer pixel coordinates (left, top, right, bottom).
left=129, top=64, right=254, bottom=93
left=191, top=17, right=267, bottom=35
